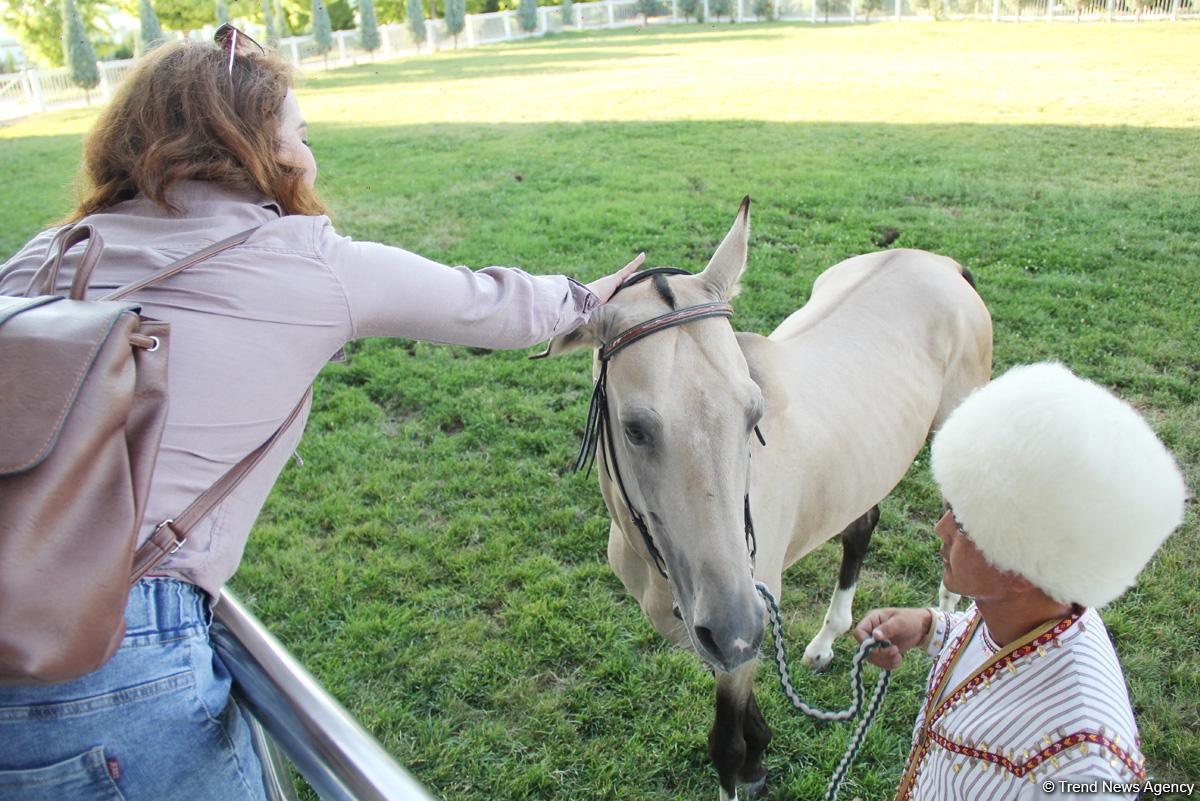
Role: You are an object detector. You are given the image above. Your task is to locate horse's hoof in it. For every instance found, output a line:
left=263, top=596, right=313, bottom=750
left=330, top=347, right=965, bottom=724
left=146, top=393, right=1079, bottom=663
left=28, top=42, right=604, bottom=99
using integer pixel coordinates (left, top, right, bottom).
left=739, top=773, right=768, bottom=798
left=801, top=649, right=835, bottom=673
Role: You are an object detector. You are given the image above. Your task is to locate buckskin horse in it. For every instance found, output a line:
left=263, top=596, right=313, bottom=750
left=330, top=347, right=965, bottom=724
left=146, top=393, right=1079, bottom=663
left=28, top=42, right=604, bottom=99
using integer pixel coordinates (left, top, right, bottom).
left=537, top=198, right=992, bottom=800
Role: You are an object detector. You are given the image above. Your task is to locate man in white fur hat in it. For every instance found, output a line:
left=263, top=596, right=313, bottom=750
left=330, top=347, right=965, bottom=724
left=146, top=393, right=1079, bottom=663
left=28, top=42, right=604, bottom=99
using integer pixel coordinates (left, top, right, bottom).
left=853, top=361, right=1188, bottom=801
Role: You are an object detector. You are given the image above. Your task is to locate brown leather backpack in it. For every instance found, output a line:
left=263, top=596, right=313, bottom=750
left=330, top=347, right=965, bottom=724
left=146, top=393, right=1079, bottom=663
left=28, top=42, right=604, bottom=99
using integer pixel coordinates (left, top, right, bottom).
left=0, top=224, right=303, bottom=685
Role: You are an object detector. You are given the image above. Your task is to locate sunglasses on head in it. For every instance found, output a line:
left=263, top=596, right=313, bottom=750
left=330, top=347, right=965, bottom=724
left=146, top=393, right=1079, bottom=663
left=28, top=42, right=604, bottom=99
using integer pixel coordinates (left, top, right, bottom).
left=214, top=23, right=266, bottom=77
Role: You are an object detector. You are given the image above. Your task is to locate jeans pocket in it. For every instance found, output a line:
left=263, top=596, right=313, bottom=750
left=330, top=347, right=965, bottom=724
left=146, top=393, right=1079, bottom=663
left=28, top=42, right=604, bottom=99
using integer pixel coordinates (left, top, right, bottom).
left=0, top=669, right=195, bottom=723
left=0, top=746, right=125, bottom=801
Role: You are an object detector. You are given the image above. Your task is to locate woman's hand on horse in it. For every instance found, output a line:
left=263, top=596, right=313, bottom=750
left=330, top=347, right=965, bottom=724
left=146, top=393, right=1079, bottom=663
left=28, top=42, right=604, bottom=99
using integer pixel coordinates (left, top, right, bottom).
left=585, top=253, right=646, bottom=304
left=853, top=607, right=932, bottom=670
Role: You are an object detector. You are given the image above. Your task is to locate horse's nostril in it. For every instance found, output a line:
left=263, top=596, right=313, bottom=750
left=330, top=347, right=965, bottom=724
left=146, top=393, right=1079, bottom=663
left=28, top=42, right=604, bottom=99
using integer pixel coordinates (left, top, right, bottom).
left=694, top=624, right=720, bottom=659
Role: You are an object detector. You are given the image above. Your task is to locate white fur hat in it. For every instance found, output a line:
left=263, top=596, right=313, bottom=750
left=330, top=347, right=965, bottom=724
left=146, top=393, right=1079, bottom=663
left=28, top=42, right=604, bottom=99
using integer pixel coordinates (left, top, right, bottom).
left=931, top=362, right=1187, bottom=609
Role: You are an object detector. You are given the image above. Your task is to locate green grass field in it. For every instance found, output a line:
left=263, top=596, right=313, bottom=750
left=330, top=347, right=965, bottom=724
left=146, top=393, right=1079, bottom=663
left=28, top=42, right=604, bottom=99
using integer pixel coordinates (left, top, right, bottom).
left=2, top=20, right=1197, bottom=801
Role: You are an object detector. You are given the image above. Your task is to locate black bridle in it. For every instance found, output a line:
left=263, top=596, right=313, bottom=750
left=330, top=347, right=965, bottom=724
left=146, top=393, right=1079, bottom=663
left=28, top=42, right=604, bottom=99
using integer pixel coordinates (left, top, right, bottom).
left=575, top=268, right=761, bottom=580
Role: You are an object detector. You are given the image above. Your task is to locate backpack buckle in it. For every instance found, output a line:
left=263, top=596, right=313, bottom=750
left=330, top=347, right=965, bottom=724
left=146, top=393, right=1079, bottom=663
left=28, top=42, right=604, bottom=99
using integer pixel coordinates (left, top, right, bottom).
left=153, top=519, right=187, bottom=554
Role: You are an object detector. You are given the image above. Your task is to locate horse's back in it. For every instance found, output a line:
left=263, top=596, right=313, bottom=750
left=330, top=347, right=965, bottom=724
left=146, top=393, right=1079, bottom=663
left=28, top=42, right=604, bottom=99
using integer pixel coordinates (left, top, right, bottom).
left=749, top=247, right=992, bottom=557
left=770, top=249, right=982, bottom=344
left=771, top=249, right=990, bottom=417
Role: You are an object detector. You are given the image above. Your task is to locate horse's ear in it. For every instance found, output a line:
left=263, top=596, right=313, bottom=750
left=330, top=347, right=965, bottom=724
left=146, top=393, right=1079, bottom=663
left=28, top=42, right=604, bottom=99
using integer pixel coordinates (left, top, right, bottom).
left=699, top=196, right=750, bottom=301
left=528, top=310, right=609, bottom=359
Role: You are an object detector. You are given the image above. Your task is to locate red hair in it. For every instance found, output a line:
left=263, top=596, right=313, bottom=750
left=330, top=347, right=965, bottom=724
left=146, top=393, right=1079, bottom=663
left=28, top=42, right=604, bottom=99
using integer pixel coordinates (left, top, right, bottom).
left=70, top=40, right=329, bottom=221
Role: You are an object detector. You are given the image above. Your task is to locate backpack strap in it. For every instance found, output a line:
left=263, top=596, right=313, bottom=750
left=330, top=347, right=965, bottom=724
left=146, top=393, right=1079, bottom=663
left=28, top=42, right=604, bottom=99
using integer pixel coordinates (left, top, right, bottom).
left=57, top=221, right=291, bottom=583
left=101, top=226, right=262, bottom=301
left=25, top=224, right=261, bottom=301
left=25, top=225, right=104, bottom=299
left=22, top=221, right=302, bottom=583
left=130, top=386, right=313, bottom=584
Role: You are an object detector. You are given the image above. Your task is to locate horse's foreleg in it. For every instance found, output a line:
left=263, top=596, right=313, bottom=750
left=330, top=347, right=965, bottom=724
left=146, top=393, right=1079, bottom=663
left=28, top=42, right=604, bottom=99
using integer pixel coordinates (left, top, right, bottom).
left=738, top=691, right=771, bottom=796
left=711, top=661, right=771, bottom=801
left=802, top=505, right=879, bottom=671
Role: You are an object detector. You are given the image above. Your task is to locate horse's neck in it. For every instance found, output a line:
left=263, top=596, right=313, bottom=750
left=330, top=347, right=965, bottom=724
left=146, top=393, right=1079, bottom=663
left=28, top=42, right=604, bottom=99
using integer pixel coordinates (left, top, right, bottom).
left=741, top=326, right=935, bottom=436
left=740, top=329, right=937, bottom=549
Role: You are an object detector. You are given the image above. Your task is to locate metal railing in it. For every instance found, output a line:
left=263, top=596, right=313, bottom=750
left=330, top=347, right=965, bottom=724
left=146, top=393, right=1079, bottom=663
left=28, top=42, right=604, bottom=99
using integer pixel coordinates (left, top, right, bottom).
left=210, top=588, right=438, bottom=801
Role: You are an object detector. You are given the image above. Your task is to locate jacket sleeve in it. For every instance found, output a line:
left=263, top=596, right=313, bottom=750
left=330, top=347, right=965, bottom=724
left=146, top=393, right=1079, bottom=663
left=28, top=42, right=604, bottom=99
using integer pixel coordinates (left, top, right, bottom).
left=923, top=608, right=974, bottom=656
left=316, top=219, right=599, bottom=348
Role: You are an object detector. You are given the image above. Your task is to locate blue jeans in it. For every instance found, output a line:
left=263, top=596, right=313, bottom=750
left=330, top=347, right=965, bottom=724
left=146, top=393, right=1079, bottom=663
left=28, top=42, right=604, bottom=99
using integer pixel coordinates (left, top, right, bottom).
left=0, top=578, right=268, bottom=801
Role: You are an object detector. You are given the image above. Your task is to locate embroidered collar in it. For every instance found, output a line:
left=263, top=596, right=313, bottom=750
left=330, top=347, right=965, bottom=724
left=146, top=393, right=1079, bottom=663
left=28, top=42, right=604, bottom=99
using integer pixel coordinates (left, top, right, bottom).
left=930, top=609, right=1080, bottom=719
left=980, top=623, right=1002, bottom=655
left=894, top=608, right=1085, bottom=800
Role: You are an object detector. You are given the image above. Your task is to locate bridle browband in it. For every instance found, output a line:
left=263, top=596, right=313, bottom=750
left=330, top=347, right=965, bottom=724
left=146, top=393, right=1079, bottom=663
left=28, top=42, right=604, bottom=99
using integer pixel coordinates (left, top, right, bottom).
left=575, top=267, right=760, bottom=581
left=600, top=301, right=736, bottom=360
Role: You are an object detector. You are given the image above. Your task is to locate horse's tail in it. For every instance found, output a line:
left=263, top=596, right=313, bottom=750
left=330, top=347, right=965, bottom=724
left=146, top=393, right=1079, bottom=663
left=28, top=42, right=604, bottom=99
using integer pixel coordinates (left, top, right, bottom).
left=960, top=265, right=981, bottom=295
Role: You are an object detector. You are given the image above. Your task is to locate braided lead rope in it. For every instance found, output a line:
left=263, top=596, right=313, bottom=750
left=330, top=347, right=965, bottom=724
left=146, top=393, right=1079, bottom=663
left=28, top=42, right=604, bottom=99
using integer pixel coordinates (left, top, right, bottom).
left=824, top=661, right=891, bottom=801
left=754, top=581, right=892, bottom=801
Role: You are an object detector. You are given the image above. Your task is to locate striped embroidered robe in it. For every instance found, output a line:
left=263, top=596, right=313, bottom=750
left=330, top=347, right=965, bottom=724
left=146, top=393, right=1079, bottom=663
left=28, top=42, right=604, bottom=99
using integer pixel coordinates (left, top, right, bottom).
left=895, top=604, right=1147, bottom=800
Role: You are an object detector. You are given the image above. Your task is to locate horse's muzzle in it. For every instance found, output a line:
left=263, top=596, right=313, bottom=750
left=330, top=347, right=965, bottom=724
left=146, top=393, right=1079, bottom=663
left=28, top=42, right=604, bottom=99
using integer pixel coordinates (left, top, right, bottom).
left=689, top=595, right=766, bottom=673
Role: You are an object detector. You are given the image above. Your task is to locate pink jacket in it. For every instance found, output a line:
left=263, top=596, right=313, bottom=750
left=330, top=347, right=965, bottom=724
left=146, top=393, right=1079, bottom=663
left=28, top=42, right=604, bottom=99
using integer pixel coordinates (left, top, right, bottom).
left=0, top=182, right=599, bottom=596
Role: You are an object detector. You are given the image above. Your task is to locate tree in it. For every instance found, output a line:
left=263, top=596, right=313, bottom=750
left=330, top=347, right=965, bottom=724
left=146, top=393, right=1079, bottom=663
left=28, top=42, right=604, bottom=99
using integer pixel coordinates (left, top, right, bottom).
left=272, top=0, right=291, bottom=40
left=215, top=0, right=231, bottom=24
left=678, top=0, right=700, bottom=20
left=328, top=0, right=354, bottom=28
left=156, top=0, right=217, bottom=36
left=94, top=30, right=134, bottom=61
left=444, top=0, right=465, bottom=47
left=140, top=0, right=165, bottom=52
left=263, top=0, right=279, bottom=44
left=635, top=0, right=663, bottom=21
left=750, top=0, right=773, bottom=16
left=61, top=0, right=99, bottom=99
left=709, top=0, right=732, bottom=19
left=311, top=0, right=333, bottom=65
left=0, top=0, right=103, bottom=67
left=376, top=0, right=403, bottom=22
left=860, top=0, right=881, bottom=19
left=1061, top=0, right=1084, bottom=20
left=560, top=0, right=573, bottom=24
left=359, top=0, right=381, bottom=54
left=406, top=0, right=426, bottom=51
left=516, top=0, right=537, bottom=31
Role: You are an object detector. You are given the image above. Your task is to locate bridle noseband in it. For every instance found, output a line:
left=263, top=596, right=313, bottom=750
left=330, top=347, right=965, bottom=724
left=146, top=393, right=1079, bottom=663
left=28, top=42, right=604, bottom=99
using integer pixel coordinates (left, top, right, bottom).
left=575, top=268, right=760, bottom=581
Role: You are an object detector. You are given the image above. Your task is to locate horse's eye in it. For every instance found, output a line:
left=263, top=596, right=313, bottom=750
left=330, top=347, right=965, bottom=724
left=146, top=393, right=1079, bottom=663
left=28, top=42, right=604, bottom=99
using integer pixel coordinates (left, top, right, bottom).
left=624, top=423, right=652, bottom=446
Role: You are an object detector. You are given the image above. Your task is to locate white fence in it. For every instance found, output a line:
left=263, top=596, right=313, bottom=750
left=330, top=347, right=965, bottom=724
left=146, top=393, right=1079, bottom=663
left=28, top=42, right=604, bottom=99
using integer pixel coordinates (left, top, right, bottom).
left=1, top=0, right=1194, bottom=121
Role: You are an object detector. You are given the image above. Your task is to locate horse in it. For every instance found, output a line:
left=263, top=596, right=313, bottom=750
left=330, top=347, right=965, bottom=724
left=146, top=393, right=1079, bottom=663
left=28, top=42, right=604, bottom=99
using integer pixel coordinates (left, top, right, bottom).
left=537, top=197, right=993, bottom=800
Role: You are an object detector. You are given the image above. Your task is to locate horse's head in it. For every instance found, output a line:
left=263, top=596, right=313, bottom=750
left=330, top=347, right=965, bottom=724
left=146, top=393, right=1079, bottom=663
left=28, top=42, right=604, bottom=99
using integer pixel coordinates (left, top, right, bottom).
left=542, top=198, right=766, bottom=672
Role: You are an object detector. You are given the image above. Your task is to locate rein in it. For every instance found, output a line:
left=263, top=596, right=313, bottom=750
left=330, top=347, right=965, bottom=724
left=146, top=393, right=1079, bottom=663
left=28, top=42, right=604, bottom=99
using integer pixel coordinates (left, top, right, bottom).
left=574, top=268, right=756, bottom=580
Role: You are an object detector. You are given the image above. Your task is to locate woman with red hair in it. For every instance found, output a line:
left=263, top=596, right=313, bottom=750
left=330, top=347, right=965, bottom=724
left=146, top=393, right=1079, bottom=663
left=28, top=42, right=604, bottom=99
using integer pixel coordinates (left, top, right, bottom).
left=0, top=28, right=640, bottom=801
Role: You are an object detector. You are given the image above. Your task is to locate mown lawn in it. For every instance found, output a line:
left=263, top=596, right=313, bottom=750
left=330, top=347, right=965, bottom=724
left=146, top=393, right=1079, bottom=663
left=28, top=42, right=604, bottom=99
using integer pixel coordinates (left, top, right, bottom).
left=2, top=19, right=1197, bottom=801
